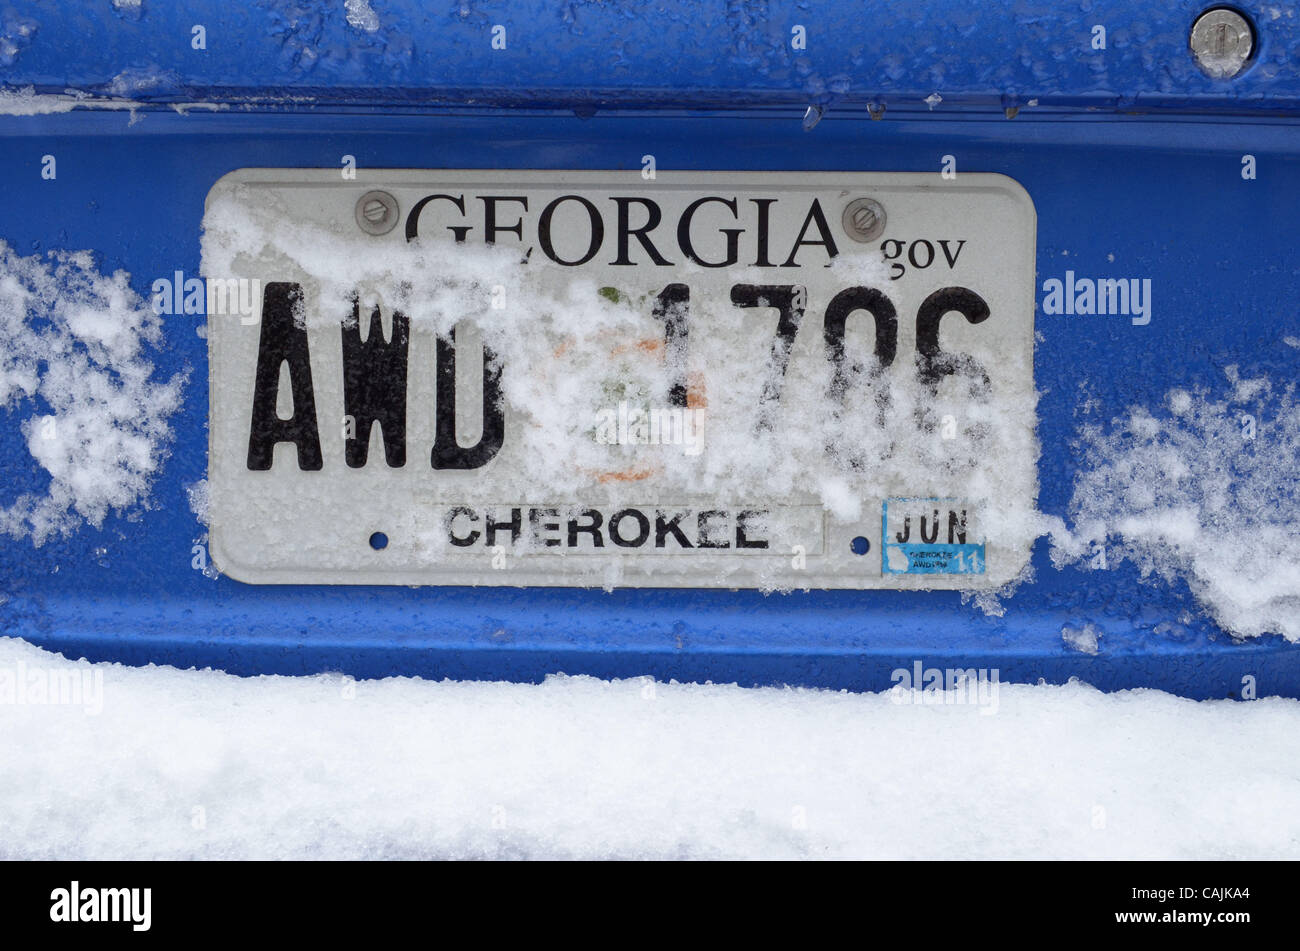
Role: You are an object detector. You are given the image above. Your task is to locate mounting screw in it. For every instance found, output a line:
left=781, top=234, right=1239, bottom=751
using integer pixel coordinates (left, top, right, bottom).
left=842, top=197, right=886, bottom=243
left=1190, top=8, right=1254, bottom=79
left=355, top=190, right=399, bottom=235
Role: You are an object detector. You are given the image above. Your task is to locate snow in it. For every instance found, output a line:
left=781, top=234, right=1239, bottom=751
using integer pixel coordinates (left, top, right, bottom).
left=0, top=85, right=220, bottom=117
left=0, top=242, right=185, bottom=544
left=1, top=634, right=1297, bottom=859
left=344, top=0, right=380, bottom=33
left=1061, top=621, right=1102, bottom=655
left=0, top=10, right=36, bottom=69
left=185, top=478, right=210, bottom=523
left=0, top=85, right=145, bottom=116
left=0, top=86, right=85, bottom=116
left=1054, top=365, right=1300, bottom=642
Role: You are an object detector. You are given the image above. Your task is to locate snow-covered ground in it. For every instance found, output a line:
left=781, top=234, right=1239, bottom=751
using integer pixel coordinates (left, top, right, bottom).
left=2, top=634, right=1296, bottom=860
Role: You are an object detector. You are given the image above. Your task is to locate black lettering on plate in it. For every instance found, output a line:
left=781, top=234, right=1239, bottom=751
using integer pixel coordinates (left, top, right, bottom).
left=823, top=285, right=898, bottom=458
left=479, top=196, right=528, bottom=244
left=538, top=195, right=603, bottom=266
left=651, top=283, right=690, bottom=408
left=920, top=508, right=940, bottom=544
left=655, top=510, right=693, bottom=549
left=735, top=510, right=769, bottom=549
left=915, top=286, right=991, bottom=395
left=612, top=197, right=672, bottom=266
left=567, top=509, right=605, bottom=547
left=730, top=284, right=805, bottom=430
left=446, top=506, right=480, bottom=546
left=781, top=199, right=838, bottom=267
left=823, top=286, right=898, bottom=393
left=484, top=507, right=522, bottom=546
left=749, top=198, right=777, bottom=267
left=609, top=509, right=651, bottom=547
left=341, top=297, right=409, bottom=468
left=431, top=329, right=505, bottom=470
left=677, top=196, right=741, bottom=268
left=948, top=509, right=967, bottom=544
left=529, top=508, right=562, bottom=547
left=697, top=510, right=731, bottom=549
left=247, top=282, right=322, bottom=471
left=404, top=194, right=471, bottom=243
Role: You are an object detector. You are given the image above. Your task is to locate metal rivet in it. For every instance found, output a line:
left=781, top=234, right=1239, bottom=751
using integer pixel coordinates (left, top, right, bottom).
left=355, top=190, right=399, bottom=235
left=1190, top=8, right=1254, bottom=79
left=842, top=197, right=886, bottom=243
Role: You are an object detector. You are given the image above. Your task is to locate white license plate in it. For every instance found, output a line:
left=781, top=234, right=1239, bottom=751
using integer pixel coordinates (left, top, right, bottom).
left=203, top=169, right=1037, bottom=588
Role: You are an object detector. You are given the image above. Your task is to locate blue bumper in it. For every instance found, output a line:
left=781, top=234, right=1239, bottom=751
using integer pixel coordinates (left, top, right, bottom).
left=2, top=1, right=1298, bottom=697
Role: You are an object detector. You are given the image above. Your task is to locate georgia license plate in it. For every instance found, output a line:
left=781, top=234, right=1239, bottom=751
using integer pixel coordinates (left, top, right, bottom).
left=203, top=170, right=1038, bottom=588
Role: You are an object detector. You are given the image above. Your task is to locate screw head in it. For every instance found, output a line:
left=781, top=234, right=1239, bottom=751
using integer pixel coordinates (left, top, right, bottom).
left=355, top=190, right=399, bottom=235
left=842, top=197, right=886, bottom=243
left=1190, top=8, right=1254, bottom=79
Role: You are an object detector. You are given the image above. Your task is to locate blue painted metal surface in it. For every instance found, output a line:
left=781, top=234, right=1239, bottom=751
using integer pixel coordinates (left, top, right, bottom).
left=8, top=0, right=1300, bottom=114
left=2, top=1, right=1299, bottom=697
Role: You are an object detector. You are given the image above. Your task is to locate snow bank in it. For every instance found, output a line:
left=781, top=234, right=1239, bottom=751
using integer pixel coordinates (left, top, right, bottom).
left=0, top=242, right=184, bottom=544
left=1055, top=367, right=1300, bottom=642
left=1, top=635, right=1296, bottom=859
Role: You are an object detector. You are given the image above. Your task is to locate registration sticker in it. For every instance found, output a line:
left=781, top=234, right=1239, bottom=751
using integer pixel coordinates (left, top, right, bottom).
left=882, top=498, right=985, bottom=575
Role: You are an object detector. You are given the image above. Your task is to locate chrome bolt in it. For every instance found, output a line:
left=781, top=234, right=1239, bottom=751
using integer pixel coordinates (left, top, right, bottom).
left=355, top=190, right=399, bottom=235
left=1190, top=8, right=1254, bottom=79
left=842, top=197, right=886, bottom=243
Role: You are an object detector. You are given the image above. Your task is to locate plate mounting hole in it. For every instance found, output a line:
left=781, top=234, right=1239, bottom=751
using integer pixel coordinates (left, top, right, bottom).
left=369, top=532, right=388, bottom=551
left=850, top=536, right=871, bottom=556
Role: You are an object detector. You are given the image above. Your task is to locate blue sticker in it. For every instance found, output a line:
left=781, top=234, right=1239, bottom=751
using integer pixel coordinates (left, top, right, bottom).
left=882, top=498, right=985, bottom=575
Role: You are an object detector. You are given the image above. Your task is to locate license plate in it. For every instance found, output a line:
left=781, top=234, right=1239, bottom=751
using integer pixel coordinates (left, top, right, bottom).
left=204, top=170, right=1037, bottom=588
